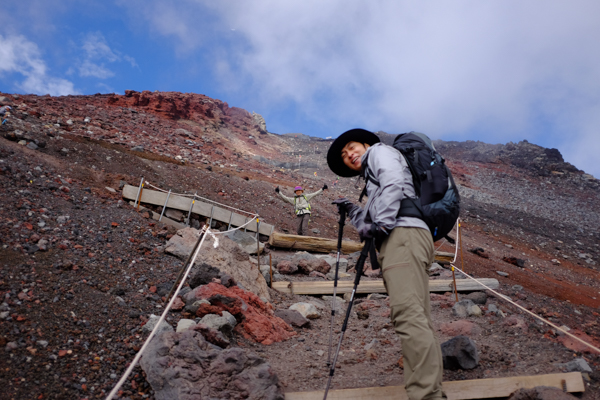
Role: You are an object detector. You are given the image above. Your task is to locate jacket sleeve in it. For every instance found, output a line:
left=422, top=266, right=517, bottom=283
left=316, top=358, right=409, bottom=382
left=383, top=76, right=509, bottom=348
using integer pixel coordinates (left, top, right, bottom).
left=304, top=188, right=323, bottom=201
left=366, top=145, right=410, bottom=231
left=276, top=191, right=295, bottom=205
left=347, top=202, right=368, bottom=232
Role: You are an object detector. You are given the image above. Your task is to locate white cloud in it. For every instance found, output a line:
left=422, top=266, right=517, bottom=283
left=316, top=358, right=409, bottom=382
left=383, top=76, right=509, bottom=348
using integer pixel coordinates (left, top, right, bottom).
left=79, top=60, right=115, bottom=79
left=0, top=33, right=77, bottom=95
left=120, top=1, right=600, bottom=176
left=82, top=32, right=119, bottom=62
left=76, top=32, right=138, bottom=78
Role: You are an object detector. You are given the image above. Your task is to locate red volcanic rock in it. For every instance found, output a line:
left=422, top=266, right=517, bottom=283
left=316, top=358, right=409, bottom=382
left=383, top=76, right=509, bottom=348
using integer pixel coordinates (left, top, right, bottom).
left=191, top=283, right=295, bottom=345
left=440, top=320, right=482, bottom=336
left=356, top=300, right=380, bottom=311
left=557, top=329, right=600, bottom=353
left=170, top=296, right=185, bottom=311
left=277, top=260, right=298, bottom=275
left=108, top=91, right=263, bottom=134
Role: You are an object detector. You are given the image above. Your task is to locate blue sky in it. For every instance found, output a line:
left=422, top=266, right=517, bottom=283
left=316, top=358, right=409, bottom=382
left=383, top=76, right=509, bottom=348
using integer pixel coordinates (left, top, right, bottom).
left=1, top=1, right=600, bottom=178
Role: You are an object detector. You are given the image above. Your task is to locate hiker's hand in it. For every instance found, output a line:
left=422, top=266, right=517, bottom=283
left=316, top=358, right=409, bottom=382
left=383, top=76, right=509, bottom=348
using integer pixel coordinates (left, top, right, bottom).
left=358, top=223, right=388, bottom=242
left=275, top=186, right=280, bottom=193
left=322, top=184, right=328, bottom=190
left=332, top=197, right=354, bottom=213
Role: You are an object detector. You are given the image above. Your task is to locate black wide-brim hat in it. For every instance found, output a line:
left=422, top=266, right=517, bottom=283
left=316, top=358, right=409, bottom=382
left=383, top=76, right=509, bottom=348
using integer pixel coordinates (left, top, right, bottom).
left=326, top=128, right=381, bottom=177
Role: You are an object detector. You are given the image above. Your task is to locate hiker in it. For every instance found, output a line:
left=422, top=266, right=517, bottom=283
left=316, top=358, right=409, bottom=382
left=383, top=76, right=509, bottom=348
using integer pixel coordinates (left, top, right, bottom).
left=326, top=128, right=446, bottom=400
left=0, top=106, right=12, bottom=124
left=275, top=184, right=327, bottom=235
left=0, top=106, right=12, bottom=117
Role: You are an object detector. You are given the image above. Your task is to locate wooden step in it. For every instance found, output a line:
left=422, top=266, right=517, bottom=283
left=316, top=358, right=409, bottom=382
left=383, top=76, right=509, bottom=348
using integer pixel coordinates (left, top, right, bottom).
left=284, top=372, right=584, bottom=399
left=272, top=278, right=499, bottom=295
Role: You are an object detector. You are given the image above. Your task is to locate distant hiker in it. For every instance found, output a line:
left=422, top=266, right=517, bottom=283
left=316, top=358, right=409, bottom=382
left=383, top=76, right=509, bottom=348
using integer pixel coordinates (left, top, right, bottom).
left=0, top=106, right=12, bottom=124
left=275, top=184, right=327, bottom=235
left=0, top=106, right=12, bottom=117
left=327, top=129, right=446, bottom=400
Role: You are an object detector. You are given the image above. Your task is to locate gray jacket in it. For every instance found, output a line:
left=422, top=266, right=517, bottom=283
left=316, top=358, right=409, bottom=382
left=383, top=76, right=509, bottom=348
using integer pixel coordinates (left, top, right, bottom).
left=347, top=143, right=428, bottom=232
left=277, top=188, right=323, bottom=215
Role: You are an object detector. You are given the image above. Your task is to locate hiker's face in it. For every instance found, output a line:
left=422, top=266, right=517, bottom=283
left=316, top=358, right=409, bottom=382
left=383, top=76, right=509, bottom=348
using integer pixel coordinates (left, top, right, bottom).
left=295, top=190, right=303, bottom=196
left=341, top=141, right=369, bottom=172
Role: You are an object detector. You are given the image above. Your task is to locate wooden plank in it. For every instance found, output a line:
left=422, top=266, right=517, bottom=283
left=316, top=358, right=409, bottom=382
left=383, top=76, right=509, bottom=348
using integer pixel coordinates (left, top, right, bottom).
left=271, top=278, right=499, bottom=295
left=122, top=185, right=273, bottom=236
left=285, top=372, right=584, bottom=400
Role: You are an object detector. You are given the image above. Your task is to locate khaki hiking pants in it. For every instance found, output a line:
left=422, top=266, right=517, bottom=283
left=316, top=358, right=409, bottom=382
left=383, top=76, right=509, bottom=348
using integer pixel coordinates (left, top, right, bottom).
left=378, top=227, right=446, bottom=400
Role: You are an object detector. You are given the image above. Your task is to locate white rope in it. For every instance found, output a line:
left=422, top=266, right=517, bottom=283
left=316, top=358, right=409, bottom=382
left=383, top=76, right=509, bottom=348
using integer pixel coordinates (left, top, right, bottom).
left=451, top=265, right=600, bottom=354
left=209, top=215, right=260, bottom=236
left=449, top=218, right=600, bottom=354
left=105, top=226, right=212, bottom=399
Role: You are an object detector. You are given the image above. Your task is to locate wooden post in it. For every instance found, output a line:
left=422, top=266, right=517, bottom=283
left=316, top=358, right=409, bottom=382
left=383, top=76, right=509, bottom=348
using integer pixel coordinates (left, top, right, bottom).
left=135, top=177, right=144, bottom=210
left=451, top=265, right=459, bottom=302
left=158, top=189, right=171, bottom=221
left=269, top=253, right=273, bottom=288
left=185, top=193, right=197, bottom=226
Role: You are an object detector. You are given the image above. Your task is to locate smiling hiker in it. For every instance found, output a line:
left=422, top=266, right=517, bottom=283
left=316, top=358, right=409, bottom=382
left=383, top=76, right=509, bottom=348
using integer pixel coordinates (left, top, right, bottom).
left=326, top=128, right=447, bottom=400
left=275, top=184, right=327, bottom=235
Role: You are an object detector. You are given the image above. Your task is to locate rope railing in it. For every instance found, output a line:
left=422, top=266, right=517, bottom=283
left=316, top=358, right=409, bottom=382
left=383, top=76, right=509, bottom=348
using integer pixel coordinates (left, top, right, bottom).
left=449, top=218, right=600, bottom=354
left=105, top=186, right=265, bottom=398
left=105, top=225, right=211, bottom=400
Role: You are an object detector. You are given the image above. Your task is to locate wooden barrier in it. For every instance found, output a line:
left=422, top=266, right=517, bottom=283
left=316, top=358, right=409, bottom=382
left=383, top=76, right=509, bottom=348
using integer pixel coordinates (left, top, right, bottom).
left=122, top=184, right=274, bottom=236
left=272, top=278, right=499, bottom=295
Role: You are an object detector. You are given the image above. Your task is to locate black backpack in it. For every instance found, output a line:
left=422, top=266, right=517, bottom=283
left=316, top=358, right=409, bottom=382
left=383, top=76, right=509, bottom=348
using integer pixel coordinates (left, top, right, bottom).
left=362, top=132, right=460, bottom=242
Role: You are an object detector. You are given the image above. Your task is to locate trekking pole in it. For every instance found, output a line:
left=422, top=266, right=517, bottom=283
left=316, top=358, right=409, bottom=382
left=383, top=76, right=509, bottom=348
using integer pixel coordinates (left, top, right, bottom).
left=326, top=206, right=347, bottom=368
left=323, top=239, right=373, bottom=400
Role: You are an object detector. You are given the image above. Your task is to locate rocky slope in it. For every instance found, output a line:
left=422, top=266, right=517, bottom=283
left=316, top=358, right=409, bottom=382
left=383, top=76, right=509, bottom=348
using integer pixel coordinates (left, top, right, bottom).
left=0, top=91, right=599, bottom=399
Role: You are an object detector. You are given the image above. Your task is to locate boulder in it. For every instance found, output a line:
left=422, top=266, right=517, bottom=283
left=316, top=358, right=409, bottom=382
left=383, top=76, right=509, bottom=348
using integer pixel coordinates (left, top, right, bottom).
left=315, top=255, right=348, bottom=273
left=189, top=263, right=222, bottom=288
left=297, top=258, right=331, bottom=275
left=164, top=227, right=201, bottom=259
left=441, top=335, right=479, bottom=370
left=166, top=228, right=270, bottom=301
left=289, top=302, right=321, bottom=319
left=273, top=310, right=310, bottom=328
left=142, top=315, right=174, bottom=335
left=176, top=319, right=196, bottom=332
left=452, top=299, right=482, bottom=318
left=199, top=311, right=237, bottom=335
left=185, top=299, right=210, bottom=315
left=276, top=260, right=298, bottom=275
left=463, top=291, right=487, bottom=305
left=185, top=283, right=295, bottom=345
left=140, top=326, right=284, bottom=400
left=562, top=358, right=593, bottom=373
